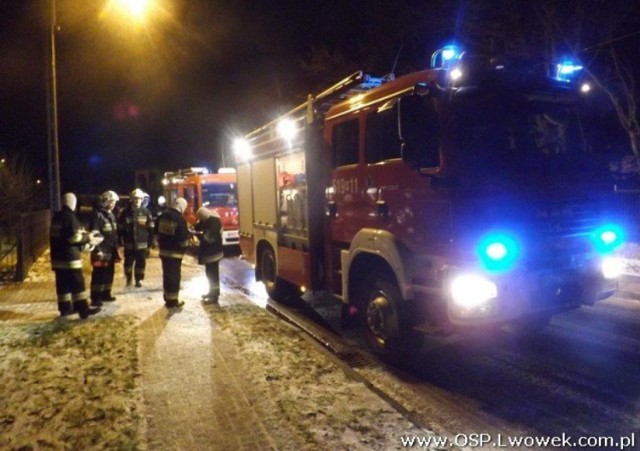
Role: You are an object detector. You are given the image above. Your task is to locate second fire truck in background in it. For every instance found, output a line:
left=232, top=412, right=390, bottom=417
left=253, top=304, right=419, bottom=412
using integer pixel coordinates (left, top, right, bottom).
left=162, top=167, right=239, bottom=247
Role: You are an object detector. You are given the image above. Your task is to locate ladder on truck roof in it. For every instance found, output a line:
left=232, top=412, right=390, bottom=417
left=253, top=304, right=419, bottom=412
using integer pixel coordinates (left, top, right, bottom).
left=245, top=71, right=389, bottom=145
left=164, top=167, right=208, bottom=178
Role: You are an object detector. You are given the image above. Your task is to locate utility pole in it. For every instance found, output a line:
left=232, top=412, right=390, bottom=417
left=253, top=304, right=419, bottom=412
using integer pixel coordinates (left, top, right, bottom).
left=46, top=0, right=61, bottom=212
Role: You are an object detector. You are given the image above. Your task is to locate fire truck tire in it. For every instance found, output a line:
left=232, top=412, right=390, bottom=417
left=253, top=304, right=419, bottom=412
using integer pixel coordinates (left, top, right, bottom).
left=362, top=275, right=418, bottom=365
left=260, top=247, right=298, bottom=304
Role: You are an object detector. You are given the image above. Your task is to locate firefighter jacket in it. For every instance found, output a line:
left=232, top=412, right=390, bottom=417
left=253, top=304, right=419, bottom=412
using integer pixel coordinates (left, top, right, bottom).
left=155, top=207, right=190, bottom=259
left=118, top=205, right=154, bottom=251
left=89, top=207, right=119, bottom=264
left=50, top=206, right=89, bottom=270
left=195, top=216, right=223, bottom=265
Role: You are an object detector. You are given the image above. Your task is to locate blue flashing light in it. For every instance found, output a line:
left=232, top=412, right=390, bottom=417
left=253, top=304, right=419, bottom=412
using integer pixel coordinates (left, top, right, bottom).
left=476, top=233, right=520, bottom=272
left=553, top=58, right=583, bottom=83
left=431, top=45, right=462, bottom=69
left=592, top=224, right=625, bottom=254
left=442, top=47, right=457, bottom=61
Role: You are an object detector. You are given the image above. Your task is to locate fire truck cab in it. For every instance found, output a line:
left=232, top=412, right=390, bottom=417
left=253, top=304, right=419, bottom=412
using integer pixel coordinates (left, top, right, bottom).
left=234, top=47, right=626, bottom=361
left=162, top=167, right=239, bottom=247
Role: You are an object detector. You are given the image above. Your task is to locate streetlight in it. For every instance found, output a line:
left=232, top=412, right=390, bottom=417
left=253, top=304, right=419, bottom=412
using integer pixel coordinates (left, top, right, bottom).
left=46, top=0, right=61, bottom=212
left=46, top=0, right=158, bottom=212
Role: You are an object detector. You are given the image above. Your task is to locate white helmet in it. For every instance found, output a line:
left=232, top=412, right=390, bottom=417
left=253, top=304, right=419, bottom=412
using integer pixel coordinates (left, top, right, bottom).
left=196, top=207, right=212, bottom=221
left=130, top=188, right=145, bottom=199
left=62, top=192, right=77, bottom=211
left=174, top=197, right=188, bottom=214
left=99, top=190, right=119, bottom=207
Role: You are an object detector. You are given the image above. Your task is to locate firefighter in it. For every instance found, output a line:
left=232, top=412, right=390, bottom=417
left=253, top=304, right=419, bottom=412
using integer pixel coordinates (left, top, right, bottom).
left=194, top=207, right=223, bottom=303
left=155, top=197, right=190, bottom=308
left=118, top=188, right=154, bottom=287
left=50, top=192, right=102, bottom=318
left=89, top=190, right=120, bottom=306
left=152, top=195, right=167, bottom=220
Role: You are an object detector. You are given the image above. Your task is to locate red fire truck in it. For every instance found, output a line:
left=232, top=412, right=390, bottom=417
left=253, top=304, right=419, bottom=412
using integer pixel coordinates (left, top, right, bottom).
left=234, top=46, right=626, bottom=361
left=162, top=167, right=239, bottom=247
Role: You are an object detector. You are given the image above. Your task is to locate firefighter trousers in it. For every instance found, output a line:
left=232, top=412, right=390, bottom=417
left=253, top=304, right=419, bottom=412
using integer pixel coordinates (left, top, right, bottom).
left=54, top=268, right=88, bottom=314
left=205, top=262, right=220, bottom=298
left=124, top=248, right=147, bottom=283
left=90, top=261, right=115, bottom=302
left=160, top=256, right=183, bottom=305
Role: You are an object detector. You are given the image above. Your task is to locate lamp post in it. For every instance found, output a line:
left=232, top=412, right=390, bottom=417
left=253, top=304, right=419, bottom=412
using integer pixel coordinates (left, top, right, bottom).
left=46, top=0, right=61, bottom=212
left=45, top=0, right=157, bottom=213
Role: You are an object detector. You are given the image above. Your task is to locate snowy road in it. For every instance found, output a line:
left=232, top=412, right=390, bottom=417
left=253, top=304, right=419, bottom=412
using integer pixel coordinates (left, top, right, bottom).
left=220, top=255, right=640, bottom=450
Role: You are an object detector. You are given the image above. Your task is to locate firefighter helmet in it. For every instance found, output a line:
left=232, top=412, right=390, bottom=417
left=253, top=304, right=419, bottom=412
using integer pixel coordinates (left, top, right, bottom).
left=174, top=197, right=187, bottom=214
left=196, top=207, right=212, bottom=221
left=130, top=188, right=145, bottom=199
left=99, top=190, right=119, bottom=207
left=62, top=192, right=77, bottom=211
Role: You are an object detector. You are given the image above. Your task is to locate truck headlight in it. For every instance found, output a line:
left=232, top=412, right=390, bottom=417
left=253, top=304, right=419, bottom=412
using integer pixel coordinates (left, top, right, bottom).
left=601, top=256, right=623, bottom=279
left=450, top=273, right=498, bottom=309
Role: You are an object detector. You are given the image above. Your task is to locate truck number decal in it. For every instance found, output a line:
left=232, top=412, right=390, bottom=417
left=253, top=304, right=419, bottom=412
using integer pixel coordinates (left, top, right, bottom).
left=334, top=177, right=358, bottom=195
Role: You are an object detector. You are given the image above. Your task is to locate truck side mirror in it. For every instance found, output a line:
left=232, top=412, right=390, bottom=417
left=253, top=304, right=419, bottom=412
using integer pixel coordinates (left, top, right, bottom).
left=398, top=95, right=439, bottom=169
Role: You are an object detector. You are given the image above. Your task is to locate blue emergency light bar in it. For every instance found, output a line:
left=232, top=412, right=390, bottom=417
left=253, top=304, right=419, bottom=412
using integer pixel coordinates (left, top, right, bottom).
left=553, top=59, right=584, bottom=83
left=430, top=46, right=586, bottom=88
left=431, top=45, right=463, bottom=69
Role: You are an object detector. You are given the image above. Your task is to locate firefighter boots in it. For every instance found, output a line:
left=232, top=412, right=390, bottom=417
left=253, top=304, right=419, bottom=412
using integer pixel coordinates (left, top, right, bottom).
left=74, top=300, right=101, bottom=319
left=58, top=301, right=74, bottom=317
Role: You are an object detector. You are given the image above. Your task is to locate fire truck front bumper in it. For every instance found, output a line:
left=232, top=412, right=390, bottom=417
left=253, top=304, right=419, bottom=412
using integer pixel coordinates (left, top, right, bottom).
left=441, top=256, right=621, bottom=328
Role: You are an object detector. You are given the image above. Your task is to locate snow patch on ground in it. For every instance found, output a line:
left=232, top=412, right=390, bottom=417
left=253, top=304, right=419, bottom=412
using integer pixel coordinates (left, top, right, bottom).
left=208, top=303, right=430, bottom=450
left=0, top=317, right=144, bottom=450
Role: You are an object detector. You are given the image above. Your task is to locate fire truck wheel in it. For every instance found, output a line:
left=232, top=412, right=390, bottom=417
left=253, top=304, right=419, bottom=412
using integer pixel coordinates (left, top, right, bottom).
left=362, top=276, right=416, bottom=365
left=260, top=247, right=298, bottom=304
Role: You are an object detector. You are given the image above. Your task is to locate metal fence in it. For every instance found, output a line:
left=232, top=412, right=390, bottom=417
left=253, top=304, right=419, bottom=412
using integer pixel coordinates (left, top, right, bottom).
left=0, top=210, right=50, bottom=283
left=0, top=224, right=18, bottom=282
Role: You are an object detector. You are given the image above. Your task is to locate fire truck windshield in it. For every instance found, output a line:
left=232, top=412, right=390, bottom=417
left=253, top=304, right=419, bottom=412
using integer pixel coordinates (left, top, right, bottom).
left=453, top=90, right=607, bottom=177
left=201, top=183, right=237, bottom=208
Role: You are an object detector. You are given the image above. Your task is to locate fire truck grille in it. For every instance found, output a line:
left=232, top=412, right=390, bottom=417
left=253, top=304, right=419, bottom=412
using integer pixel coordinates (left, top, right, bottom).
left=526, top=198, right=602, bottom=271
left=534, top=197, right=602, bottom=238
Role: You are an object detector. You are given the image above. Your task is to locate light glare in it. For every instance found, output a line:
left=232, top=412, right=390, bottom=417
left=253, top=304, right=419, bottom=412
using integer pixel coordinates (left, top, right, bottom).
left=450, top=68, right=463, bottom=81
left=450, top=274, right=497, bottom=309
left=601, top=256, right=622, bottom=279
left=233, top=138, right=252, bottom=161
left=277, top=119, right=298, bottom=142
left=486, top=242, right=507, bottom=260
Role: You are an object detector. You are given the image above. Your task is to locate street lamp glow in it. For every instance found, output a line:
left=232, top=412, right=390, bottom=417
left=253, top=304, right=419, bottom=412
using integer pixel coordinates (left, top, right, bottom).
left=121, top=0, right=150, bottom=19
left=103, top=0, right=156, bottom=24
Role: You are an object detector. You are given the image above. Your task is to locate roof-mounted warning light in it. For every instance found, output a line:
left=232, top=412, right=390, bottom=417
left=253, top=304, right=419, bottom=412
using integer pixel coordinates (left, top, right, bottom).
left=430, top=45, right=463, bottom=69
left=553, top=58, right=583, bottom=83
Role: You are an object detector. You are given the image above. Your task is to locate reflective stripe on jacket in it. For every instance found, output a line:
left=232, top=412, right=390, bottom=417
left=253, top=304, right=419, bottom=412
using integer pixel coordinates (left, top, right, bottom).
left=50, top=206, right=88, bottom=270
left=118, top=206, right=154, bottom=250
left=155, top=208, right=190, bottom=259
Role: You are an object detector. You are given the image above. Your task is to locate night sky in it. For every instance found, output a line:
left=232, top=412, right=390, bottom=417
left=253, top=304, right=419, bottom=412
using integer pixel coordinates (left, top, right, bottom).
left=0, top=0, right=438, bottom=195
left=1, top=0, right=638, bottom=195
